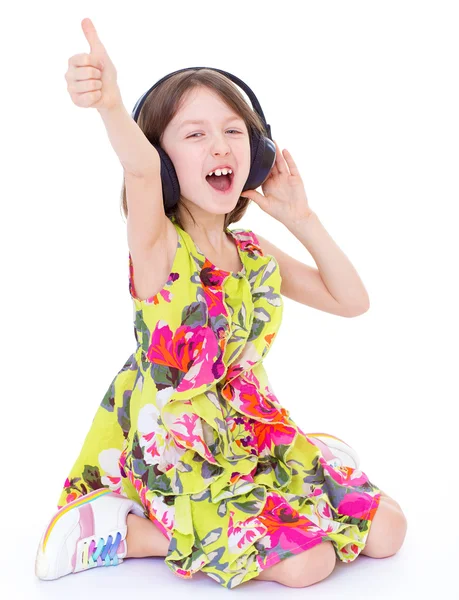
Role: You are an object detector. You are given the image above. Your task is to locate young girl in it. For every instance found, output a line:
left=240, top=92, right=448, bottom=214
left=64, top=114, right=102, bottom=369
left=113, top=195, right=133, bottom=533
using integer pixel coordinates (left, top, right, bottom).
left=35, top=18, right=407, bottom=590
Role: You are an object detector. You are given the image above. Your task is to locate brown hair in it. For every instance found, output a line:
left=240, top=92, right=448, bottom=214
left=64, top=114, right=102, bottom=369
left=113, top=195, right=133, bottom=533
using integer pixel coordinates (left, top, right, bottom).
left=119, top=68, right=268, bottom=231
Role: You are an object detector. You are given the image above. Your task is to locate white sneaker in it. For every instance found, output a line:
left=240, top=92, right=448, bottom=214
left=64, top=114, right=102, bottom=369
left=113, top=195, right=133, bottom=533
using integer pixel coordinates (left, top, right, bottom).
left=35, top=488, right=146, bottom=581
left=306, top=433, right=361, bottom=469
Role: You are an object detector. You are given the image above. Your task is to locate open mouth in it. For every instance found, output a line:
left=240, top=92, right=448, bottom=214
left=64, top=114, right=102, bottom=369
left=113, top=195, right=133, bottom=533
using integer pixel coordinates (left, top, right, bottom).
left=205, top=172, right=234, bottom=193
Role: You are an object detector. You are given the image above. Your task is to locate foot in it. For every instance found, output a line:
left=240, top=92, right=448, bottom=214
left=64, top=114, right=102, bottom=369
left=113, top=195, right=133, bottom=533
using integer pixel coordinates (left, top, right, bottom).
left=35, top=488, right=146, bottom=581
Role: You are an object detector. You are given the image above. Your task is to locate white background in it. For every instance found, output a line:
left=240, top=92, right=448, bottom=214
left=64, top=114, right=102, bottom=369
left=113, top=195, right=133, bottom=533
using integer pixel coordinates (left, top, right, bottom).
left=1, top=0, right=457, bottom=597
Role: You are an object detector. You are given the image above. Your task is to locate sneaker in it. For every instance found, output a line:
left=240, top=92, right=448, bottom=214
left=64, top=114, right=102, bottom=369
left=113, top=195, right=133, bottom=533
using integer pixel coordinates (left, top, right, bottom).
left=305, top=432, right=361, bottom=469
left=35, top=488, right=146, bottom=581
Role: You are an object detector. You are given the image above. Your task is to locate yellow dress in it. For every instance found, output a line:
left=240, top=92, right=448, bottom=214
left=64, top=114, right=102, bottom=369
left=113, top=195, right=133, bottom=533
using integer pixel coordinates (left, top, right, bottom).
left=57, top=216, right=381, bottom=589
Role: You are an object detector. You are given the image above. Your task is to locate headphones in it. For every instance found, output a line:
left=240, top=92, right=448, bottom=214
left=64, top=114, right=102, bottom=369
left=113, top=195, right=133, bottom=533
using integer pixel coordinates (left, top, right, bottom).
left=131, top=66, right=276, bottom=210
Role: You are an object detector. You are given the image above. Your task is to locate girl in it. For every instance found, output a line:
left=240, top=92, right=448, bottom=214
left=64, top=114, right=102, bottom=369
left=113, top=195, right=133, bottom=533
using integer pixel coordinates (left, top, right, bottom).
left=35, top=18, right=407, bottom=590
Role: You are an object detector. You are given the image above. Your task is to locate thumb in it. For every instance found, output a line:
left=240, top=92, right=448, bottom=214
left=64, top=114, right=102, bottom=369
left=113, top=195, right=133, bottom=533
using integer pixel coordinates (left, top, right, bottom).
left=81, top=18, right=106, bottom=58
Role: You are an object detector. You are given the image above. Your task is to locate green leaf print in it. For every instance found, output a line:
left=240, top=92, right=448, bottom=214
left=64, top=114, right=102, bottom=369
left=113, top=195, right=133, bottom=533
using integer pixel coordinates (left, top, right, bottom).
left=274, top=444, right=290, bottom=462
left=255, top=457, right=275, bottom=476
left=100, top=381, right=115, bottom=412
left=133, top=311, right=151, bottom=353
left=63, top=477, right=83, bottom=495
left=182, top=301, right=207, bottom=327
left=252, top=286, right=282, bottom=307
left=212, top=311, right=231, bottom=332
left=131, top=458, right=174, bottom=495
left=201, top=461, right=224, bottom=480
left=303, top=453, right=327, bottom=486
left=248, top=318, right=265, bottom=341
left=205, top=546, right=230, bottom=572
left=253, top=306, right=270, bottom=324
left=237, top=303, right=247, bottom=329
left=82, top=465, right=103, bottom=491
left=117, top=390, right=132, bottom=438
left=274, top=461, right=289, bottom=487
left=151, top=363, right=183, bottom=390
left=131, top=431, right=143, bottom=460
left=217, top=499, right=228, bottom=517
left=252, top=486, right=266, bottom=502
left=201, top=527, right=223, bottom=547
left=231, top=499, right=263, bottom=515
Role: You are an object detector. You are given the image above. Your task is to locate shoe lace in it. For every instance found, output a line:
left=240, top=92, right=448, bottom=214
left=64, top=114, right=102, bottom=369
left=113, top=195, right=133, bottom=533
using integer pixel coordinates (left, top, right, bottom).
left=82, top=532, right=123, bottom=568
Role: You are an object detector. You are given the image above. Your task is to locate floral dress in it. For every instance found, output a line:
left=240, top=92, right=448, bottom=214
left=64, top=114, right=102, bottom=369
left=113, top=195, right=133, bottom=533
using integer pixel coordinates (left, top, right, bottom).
left=57, top=216, right=381, bottom=590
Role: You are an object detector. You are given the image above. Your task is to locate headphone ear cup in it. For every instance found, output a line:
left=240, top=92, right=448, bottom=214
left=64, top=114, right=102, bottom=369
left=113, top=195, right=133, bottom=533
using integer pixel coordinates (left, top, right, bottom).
left=154, top=145, right=181, bottom=210
left=243, top=131, right=276, bottom=193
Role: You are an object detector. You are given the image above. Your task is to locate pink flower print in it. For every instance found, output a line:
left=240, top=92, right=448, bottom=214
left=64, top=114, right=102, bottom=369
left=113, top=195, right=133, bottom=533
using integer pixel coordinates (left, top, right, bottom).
left=201, top=276, right=228, bottom=318
left=147, top=494, right=174, bottom=540
left=256, top=492, right=327, bottom=557
left=252, top=420, right=297, bottom=456
left=236, top=231, right=263, bottom=256
left=337, top=491, right=380, bottom=520
left=200, top=260, right=228, bottom=286
left=320, top=458, right=370, bottom=487
left=163, top=411, right=218, bottom=464
left=118, top=449, right=127, bottom=473
left=226, top=374, right=288, bottom=423
left=228, top=510, right=267, bottom=554
left=147, top=321, right=222, bottom=390
left=136, top=484, right=152, bottom=518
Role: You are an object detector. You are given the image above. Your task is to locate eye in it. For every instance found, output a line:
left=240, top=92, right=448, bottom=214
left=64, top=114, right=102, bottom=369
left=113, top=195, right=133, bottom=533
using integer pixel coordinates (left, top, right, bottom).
left=187, top=130, right=242, bottom=139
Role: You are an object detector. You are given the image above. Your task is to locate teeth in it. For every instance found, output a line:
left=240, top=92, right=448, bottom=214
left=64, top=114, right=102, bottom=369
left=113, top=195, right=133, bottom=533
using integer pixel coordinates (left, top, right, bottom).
left=207, top=168, right=233, bottom=177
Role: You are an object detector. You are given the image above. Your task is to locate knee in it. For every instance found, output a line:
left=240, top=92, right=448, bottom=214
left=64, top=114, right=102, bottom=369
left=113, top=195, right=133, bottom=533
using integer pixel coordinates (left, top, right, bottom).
left=385, top=508, right=408, bottom=557
left=367, top=505, right=408, bottom=558
left=284, top=541, right=336, bottom=588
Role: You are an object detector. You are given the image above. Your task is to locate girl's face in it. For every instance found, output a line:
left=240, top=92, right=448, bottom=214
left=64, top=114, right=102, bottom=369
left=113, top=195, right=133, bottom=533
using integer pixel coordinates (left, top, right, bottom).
left=161, top=86, right=251, bottom=217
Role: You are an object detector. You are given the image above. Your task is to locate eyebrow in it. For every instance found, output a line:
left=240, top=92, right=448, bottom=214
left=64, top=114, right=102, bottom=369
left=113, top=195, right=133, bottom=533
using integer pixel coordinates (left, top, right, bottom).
left=178, top=115, right=244, bottom=130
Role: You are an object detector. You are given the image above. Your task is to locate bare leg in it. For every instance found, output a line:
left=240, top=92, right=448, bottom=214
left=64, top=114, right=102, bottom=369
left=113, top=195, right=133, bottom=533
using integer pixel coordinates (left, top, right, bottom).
left=125, top=514, right=170, bottom=558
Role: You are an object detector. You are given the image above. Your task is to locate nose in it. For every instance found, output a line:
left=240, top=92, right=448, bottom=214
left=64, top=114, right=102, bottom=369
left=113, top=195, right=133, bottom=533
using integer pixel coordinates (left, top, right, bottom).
left=210, top=134, right=231, bottom=157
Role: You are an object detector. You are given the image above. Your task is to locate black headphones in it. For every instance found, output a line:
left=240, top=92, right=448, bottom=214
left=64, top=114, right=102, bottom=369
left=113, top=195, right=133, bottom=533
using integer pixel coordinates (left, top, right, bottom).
left=131, top=66, right=276, bottom=210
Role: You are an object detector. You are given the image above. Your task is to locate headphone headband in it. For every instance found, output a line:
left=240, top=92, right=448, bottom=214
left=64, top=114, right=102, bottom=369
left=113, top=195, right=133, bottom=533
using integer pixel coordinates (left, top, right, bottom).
left=131, top=66, right=272, bottom=140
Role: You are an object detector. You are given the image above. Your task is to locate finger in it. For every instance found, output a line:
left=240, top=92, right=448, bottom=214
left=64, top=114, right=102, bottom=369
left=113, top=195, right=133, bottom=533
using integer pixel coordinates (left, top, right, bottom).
left=68, top=53, right=98, bottom=68
left=282, top=148, right=299, bottom=177
left=273, top=140, right=286, bottom=174
left=71, top=65, right=103, bottom=82
left=81, top=17, right=106, bottom=57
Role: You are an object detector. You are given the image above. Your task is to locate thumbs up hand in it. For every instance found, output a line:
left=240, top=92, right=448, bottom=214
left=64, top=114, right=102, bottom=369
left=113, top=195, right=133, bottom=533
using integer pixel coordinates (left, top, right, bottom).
left=65, top=18, right=122, bottom=111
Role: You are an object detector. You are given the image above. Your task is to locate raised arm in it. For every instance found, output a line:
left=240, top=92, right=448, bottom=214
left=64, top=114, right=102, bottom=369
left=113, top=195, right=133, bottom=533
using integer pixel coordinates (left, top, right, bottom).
left=97, top=104, right=167, bottom=256
left=64, top=17, right=169, bottom=255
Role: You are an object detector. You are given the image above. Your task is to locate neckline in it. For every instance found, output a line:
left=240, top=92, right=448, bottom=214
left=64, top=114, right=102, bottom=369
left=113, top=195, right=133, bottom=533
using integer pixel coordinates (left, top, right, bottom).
left=172, top=221, right=247, bottom=278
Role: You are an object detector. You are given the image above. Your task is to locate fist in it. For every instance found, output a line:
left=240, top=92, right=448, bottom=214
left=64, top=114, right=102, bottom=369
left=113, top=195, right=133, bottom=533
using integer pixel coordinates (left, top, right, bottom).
left=64, top=18, right=122, bottom=110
